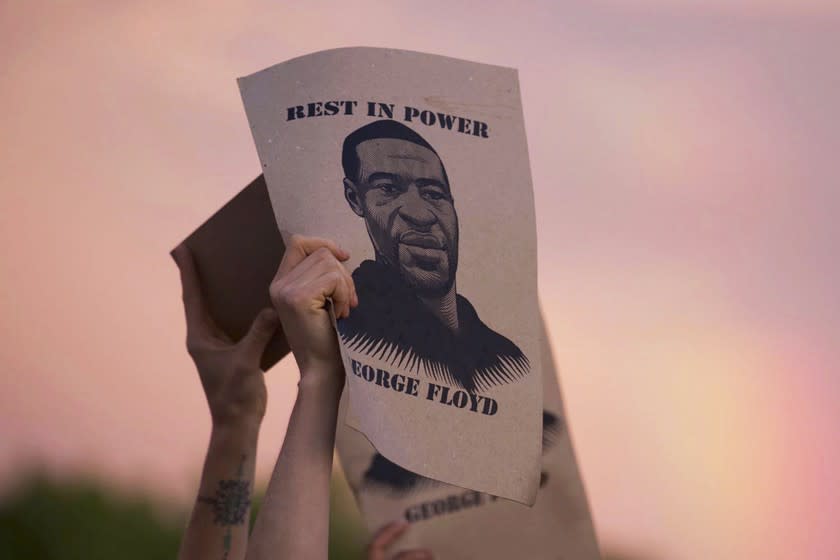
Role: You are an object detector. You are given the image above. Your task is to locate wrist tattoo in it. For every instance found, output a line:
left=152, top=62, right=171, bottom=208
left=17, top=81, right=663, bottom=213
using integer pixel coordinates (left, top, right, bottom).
left=198, top=455, right=251, bottom=527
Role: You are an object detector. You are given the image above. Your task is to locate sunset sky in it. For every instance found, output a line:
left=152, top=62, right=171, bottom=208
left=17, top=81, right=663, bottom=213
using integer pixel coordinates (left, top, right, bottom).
left=2, top=2, right=838, bottom=559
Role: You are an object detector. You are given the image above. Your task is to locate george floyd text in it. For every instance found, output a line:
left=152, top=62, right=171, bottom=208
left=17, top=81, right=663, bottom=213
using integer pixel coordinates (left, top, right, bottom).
left=349, top=358, right=499, bottom=416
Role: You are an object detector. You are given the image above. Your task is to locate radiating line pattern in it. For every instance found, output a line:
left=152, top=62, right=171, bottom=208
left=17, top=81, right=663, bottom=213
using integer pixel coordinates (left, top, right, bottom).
left=342, top=331, right=531, bottom=393
left=339, top=259, right=531, bottom=393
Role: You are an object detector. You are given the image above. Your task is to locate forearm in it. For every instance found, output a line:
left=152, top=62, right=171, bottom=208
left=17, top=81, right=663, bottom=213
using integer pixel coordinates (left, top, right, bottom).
left=246, top=371, right=342, bottom=560
left=179, top=421, right=260, bottom=560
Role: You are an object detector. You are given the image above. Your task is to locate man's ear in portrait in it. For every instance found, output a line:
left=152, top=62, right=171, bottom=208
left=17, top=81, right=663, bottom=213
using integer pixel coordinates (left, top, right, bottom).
left=343, top=177, right=365, bottom=218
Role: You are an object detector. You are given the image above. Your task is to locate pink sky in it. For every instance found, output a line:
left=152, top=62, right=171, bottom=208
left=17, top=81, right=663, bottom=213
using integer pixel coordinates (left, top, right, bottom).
left=2, top=1, right=839, bottom=559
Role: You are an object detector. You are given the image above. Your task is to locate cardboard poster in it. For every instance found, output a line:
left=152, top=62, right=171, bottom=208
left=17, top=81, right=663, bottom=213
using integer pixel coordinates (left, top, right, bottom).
left=180, top=175, right=288, bottom=370
left=178, top=177, right=600, bottom=559
left=238, top=47, right=543, bottom=503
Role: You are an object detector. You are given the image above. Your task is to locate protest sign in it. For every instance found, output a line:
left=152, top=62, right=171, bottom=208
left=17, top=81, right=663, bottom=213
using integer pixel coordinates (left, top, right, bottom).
left=238, top=47, right=543, bottom=503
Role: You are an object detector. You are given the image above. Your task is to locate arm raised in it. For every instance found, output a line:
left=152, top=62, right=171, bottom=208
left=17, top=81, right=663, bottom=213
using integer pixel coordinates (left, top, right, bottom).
left=246, top=235, right=357, bottom=560
left=174, top=244, right=279, bottom=560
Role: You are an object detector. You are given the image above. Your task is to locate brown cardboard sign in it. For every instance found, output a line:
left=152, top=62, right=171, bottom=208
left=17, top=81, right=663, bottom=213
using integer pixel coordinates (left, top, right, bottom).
left=180, top=175, right=288, bottom=370
left=238, top=47, right=543, bottom=503
left=177, top=176, right=600, bottom=558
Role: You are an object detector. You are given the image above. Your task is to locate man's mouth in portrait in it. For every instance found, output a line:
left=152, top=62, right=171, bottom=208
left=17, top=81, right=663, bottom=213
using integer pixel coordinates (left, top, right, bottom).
left=398, top=231, right=447, bottom=271
left=399, top=231, right=445, bottom=250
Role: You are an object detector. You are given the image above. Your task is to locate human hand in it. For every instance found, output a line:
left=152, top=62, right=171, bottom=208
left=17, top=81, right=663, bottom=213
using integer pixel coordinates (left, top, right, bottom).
left=173, top=243, right=279, bottom=429
left=268, top=235, right=357, bottom=386
left=367, top=522, right=434, bottom=560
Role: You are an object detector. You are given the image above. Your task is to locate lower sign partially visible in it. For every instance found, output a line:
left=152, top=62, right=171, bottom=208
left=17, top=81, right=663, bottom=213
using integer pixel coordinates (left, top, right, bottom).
left=337, top=314, right=600, bottom=560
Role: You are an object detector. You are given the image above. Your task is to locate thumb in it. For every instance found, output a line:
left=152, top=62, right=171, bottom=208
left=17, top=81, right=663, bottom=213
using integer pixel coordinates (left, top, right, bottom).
left=238, top=308, right=280, bottom=367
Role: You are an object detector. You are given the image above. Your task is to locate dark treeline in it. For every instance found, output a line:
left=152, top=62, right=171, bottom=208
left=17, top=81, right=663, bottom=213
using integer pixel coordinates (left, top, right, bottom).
left=0, top=473, right=652, bottom=560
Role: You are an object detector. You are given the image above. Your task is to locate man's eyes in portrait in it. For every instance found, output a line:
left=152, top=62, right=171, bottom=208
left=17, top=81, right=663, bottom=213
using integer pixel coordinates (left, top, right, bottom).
left=365, top=175, right=451, bottom=203
left=419, top=186, right=449, bottom=201
left=416, top=181, right=452, bottom=203
left=373, top=182, right=401, bottom=196
left=367, top=173, right=404, bottom=198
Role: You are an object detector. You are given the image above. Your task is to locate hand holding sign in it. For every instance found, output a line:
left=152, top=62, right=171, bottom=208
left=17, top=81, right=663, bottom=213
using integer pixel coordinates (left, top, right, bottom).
left=268, top=234, right=358, bottom=387
left=173, top=243, right=277, bottom=560
left=172, top=243, right=278, bottom=428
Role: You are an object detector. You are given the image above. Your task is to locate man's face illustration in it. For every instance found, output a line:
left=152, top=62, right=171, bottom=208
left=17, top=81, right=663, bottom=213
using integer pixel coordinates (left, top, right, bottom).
left=346, top=138, right=459, bottom=295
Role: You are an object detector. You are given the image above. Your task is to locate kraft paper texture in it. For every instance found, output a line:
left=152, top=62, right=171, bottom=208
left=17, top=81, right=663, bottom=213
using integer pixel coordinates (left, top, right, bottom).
left=238, top=47, right=543, bottom=503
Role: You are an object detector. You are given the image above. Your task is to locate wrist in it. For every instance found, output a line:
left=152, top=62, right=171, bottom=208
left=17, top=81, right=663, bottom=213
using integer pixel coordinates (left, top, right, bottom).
left=298, top=364, right=344, bottom=397
left=211, top=414, right=263, bottom=437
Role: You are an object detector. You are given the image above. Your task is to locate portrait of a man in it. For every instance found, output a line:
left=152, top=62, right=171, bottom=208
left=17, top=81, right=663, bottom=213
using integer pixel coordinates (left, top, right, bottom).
left=337, top=119, right=530, bottom=394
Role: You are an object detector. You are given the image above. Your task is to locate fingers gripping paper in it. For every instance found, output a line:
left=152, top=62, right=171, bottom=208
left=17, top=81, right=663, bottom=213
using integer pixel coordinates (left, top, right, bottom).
left=238, top=48, right=542, bottom=503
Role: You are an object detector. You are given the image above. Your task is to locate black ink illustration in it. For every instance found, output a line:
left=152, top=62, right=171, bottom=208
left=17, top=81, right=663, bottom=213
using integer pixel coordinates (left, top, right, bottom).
left=542, top=409, right=563, bottom=448
left=364, top=410, right=563, bottom=496
left=338, top=120, right=529, bottom=393
left=363, top=453, right=440, bottom=497
left=539, top=411, right=563, bottom=488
